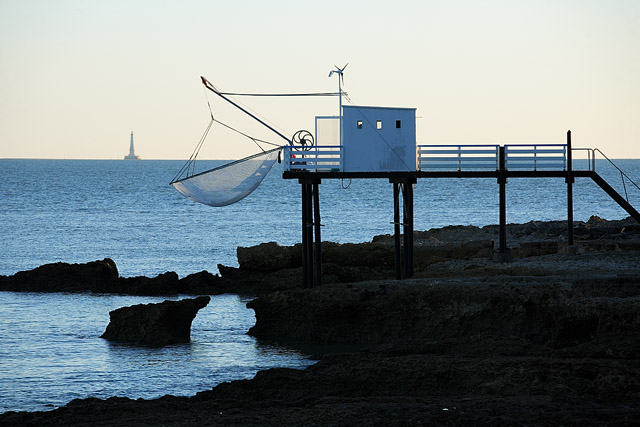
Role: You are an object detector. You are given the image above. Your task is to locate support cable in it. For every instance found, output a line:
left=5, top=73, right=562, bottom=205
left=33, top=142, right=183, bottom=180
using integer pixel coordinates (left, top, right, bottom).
left=218, top=91, right=343, bottom=97
left=203, top=85, right=214, bottom=120
left=213, top=119, right=282, bottom=151
left=171, top=118, right=214, bottom=183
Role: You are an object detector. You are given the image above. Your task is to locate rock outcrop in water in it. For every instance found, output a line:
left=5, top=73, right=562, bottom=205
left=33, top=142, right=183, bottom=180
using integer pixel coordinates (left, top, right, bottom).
left=0, top=261, right=231, bottom=296
left=0, top=258, right=119, bottom=293
left=100, top=296, right=210, bottom=346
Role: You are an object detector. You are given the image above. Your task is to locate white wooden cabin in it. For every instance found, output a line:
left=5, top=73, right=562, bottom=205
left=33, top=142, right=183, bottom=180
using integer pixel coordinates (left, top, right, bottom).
left=285, top=105, right=417, bottom=173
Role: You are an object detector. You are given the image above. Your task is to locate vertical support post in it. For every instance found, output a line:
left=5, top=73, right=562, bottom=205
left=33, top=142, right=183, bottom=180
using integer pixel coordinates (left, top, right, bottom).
left=403, top=181, right=414, bottom=278
left=301, top=182, right=310, bottom=288
left=305, top=183, right=314, bottom=287
left=300, top=179, right=322, bottom=288
left=393, top=182, right=402, bottom=279
left=313, top=182, right=322, bottom=286
left=566, top=130, right=574, bottom=246
left=498, top=146, right=508, bottom=257
left=406, top=181, right=414, bottom=277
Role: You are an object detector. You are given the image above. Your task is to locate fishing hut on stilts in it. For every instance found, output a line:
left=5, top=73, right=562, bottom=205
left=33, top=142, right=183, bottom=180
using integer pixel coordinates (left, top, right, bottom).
left=171, top=66, right=640, bottom=288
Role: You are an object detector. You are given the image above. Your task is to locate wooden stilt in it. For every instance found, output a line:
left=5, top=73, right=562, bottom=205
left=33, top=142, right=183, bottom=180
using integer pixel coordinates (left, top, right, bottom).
left=403, top=181, right=414, bottom=278
left=393, top=182, right=402, bottom=279
left=313, top=182, right=322, bottom=287
left=300, top=179, right=322, bottom=288
left=305, top=184, right=314, bottom=287
left=498, top=146, right=508, bottom=258
left=301, top=183, right=310, bottom=288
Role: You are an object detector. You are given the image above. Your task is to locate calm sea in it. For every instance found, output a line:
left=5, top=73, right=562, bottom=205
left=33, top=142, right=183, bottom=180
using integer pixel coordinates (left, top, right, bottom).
left=0, top=157, right=639, bottom=413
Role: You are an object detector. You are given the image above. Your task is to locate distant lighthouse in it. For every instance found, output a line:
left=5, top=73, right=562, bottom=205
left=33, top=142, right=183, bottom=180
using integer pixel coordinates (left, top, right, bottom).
left=123, top=131, right=141, bottom=160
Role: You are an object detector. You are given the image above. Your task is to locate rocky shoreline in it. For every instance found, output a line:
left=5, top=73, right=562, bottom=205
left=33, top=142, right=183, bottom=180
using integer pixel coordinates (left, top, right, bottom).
left=1, top=216, right=639, bottom=425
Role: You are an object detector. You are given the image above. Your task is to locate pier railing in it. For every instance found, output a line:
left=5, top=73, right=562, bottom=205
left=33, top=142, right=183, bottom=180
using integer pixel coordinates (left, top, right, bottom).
left=284, top=145, right=343, bottom=172
left=285, top=145, right=636, bottom=199
left=417, top=144, right=568, bottom=171
left=505, top=144, right=567, bottom=170
left=417, top=145, right=499, bottom=171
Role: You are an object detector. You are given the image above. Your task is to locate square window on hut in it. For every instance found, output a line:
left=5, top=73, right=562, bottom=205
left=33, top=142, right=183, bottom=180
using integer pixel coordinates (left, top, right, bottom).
left=396, top=120, right=402, bottom=128
left=357, top=120, right=363, bottom=129
left=376, top=120, right=382, bottom=130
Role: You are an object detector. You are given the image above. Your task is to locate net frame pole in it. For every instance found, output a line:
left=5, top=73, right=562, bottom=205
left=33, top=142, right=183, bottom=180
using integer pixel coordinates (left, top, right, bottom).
left=201, top=76, right=291, bottom=145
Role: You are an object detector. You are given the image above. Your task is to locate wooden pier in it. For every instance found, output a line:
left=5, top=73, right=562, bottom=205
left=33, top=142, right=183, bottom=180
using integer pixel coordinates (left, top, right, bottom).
left=284, top=131, right=640, bottom=288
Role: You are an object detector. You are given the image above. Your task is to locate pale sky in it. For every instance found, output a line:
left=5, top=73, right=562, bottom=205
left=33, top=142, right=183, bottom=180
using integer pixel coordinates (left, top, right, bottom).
left=1, top=0, right=639, bottom=159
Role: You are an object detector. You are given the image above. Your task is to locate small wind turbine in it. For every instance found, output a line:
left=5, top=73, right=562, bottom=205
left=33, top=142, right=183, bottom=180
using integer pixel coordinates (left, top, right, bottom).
left=329, top=63, right=348, bottom=113
left=329, top=63, right=348, bottom=147
left=329, top=63, right=348, bottom=85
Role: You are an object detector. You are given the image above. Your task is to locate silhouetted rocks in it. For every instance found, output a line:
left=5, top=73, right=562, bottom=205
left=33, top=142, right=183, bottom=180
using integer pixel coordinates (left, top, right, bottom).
left=115, top=270, right=234, bottom=296
left=100, top=296, right=210, bottom=346
left=247, top=277, right=640, bottom=358
left=227, top=216, right=639, bottom=291
left=0, top=258, right=119, bottom=293
left=117, top=272, right=182, bottom=295
left=230, top=239, right=494, bottom=291
left=0, top=262, right=231, bottom=296
left=2, top=216, right=637, bottom=297
left=238, top=242, right=301, bottom=271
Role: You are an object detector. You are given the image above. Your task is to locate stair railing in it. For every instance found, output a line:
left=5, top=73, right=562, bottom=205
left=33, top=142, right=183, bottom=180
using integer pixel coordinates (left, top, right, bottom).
left=573, top=147, right=640, bottom=203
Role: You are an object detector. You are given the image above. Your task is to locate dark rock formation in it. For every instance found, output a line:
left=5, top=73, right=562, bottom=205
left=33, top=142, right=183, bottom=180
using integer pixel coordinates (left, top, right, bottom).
left=117, top=272, right=182, bottom=295
left=237, top=242, right=301, bottom=271
left=112, top=270, right=232, bottom=296
left=5, top=275, right=640, bottom=425
left=179, top=270, right=218, bottom=292
left=247, top=277, right=640, bottom=359
left=230, top=239, right=495, bottom=291
left=3, top=217, right=640, bottom=425
left=223, top=216, right=639, bottom=292
left=0, top=261, right=231, bottom=296
left=100, top=296, right=210, bottom=346
left=0, top=258, right=119, bottom=293
left=2, top=217, right=637, bottom=297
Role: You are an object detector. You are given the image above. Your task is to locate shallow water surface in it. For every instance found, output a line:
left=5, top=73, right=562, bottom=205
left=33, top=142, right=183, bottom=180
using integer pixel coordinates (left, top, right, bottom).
left=0, top=292, right=315, bottom=413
